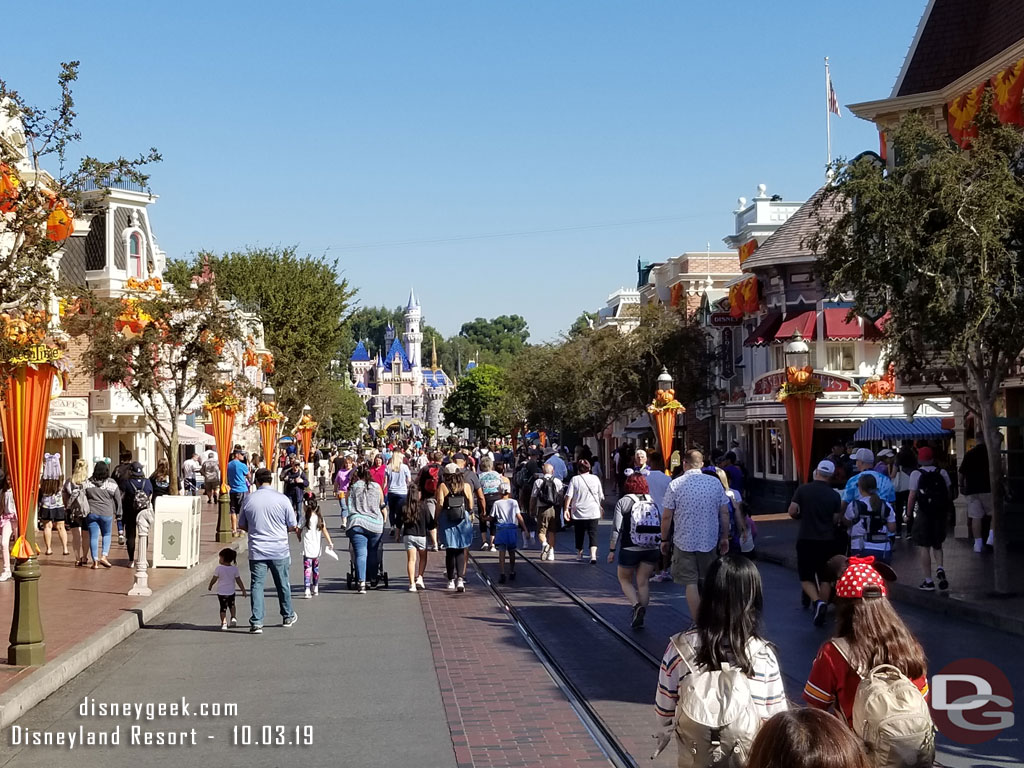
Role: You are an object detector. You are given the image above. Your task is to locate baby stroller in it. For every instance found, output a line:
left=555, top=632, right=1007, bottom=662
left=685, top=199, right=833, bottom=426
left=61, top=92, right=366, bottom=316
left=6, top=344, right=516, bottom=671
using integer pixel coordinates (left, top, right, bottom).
left=345, top=536, right=389, bottom=590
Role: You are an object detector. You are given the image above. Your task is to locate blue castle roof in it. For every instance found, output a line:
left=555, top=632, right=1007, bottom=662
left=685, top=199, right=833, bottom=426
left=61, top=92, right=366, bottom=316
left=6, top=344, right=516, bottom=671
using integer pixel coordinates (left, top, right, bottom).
left=465, top=360, right=478, bottom=372
left=383, top=337, right=412, bottom=372
left=350, top=340, right=371, bottom=362
left=423, top=369, right=450, bottom=388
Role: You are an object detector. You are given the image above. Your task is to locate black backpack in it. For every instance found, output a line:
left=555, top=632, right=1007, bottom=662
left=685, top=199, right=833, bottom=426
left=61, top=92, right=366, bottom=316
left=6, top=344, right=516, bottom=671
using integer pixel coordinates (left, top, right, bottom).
left=853, top=497, right=889, bottom=544
left=536, top=476, right=559, bottom=508
left=443, top=487, right=467, bottom=523
left=916, top=470, right=949, bottom=517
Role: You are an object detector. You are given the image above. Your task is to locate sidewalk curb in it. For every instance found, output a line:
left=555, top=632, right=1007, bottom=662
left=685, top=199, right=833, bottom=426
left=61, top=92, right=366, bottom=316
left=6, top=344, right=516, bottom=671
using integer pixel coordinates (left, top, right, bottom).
left=0, top=542, right=240, bottom=728
left=758, top=549, right=1024, bottom=637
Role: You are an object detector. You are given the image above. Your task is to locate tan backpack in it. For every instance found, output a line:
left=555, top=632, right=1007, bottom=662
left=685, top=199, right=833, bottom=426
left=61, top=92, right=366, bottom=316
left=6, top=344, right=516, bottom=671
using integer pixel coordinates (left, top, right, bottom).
left=832, top=638, right=935, bottom=768
left=670, top=632, right=764, bottom=768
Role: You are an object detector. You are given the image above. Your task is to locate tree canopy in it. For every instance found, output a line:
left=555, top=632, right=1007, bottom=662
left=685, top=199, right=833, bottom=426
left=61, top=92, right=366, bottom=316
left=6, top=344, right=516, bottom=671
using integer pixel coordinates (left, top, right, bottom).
left=811, top=104, right=1024, bottom=593
left=458, top=315, right=530, bottom=359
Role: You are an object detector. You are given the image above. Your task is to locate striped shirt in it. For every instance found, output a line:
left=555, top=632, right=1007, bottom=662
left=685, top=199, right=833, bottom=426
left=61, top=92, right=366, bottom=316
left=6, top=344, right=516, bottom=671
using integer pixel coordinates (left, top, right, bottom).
left=655, top=630, right=788, bottom=731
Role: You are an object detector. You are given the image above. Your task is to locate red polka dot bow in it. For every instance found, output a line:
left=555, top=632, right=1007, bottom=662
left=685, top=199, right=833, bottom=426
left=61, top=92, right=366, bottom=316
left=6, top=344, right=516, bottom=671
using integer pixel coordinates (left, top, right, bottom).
left=835, top=556, right=888, bottom=599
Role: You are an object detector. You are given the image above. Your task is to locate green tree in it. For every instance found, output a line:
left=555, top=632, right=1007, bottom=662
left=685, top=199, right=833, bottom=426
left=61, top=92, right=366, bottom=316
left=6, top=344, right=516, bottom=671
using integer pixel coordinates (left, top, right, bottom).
left=63, top=275, right=246, bottom=493
left=459, top=315, right=530, bottom=359
left=322, top=381, right=368, bottom=443
left=811, top=106, right=1024, bottom=594
left=442, top=363, right=512, bottom=433
left=167, top=247, right=355, bottom=425
left=568, top=311, right=598, bottom=338
left=343, top=305, right=404, bottom=358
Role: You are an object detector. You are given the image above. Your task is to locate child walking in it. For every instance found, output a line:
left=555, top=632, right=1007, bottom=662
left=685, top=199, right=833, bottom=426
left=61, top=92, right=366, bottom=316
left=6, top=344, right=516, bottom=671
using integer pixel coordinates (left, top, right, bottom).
left=491, top=481, right=527, bottom=584
left=401, top=484, right=433, bottom=592
left=299, top=496, right=334, bottom=598
left=208, top=548, right=246, bottom=629
left=318, top=469, right=328, bottom=500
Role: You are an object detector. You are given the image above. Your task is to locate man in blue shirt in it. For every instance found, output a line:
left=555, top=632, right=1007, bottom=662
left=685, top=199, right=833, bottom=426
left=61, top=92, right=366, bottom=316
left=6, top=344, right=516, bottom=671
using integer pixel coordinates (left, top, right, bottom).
left=238, top=468, right=298, bottom=634
left=227, top=449, right=251, bottom=537
left=544, top=448, right=568, bottom=481
left=842, top=448, right=895, bottom=503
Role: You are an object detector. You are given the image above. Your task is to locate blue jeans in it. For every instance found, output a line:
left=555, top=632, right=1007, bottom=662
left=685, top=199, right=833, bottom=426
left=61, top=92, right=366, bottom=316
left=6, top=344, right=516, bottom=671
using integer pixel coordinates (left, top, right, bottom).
left=249, top=557, right=294, bottom=628
left=387, top=493, right=407, bottom=529
left=347, top=527, right=382, bottom=583
left=84, top=513, right=113, bottom=559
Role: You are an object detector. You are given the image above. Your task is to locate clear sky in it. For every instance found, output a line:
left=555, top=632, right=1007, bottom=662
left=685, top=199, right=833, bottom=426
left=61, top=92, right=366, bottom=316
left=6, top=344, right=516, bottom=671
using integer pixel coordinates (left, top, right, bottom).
left=7, top=1, right=925, bottom=341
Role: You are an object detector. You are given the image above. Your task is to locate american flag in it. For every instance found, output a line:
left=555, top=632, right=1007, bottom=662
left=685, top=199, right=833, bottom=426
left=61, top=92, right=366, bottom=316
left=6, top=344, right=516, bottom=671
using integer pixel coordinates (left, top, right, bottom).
left=827, top=72, right=842, bottom=117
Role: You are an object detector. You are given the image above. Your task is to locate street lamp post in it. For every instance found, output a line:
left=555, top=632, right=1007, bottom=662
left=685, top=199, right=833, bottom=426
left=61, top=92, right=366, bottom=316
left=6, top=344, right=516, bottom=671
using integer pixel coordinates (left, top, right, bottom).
left=205, top=383, right=240, bottom=545
left=483, top=415, right=491, bottom=444
left=648, top=367, right=684, bottom=476
left=783, top=330, right=811, bottom=369
left=778, top=330, right=820, bottom=484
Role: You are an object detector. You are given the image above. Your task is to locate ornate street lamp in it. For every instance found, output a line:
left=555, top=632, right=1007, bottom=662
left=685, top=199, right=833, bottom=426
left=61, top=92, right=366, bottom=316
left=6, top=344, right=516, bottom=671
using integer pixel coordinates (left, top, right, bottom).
left=296, top=404, right=317, bottom=465
left=204, top=382, right=241, bottom=544
left=778, top=331, right=821, bottom=484
left=4, top=341, right=63, bottom=665
left=648, top=367, right=684, bottom=476
left=253, top=385, right=283, bottom=476
left=783, top=330, right=811, bottom=369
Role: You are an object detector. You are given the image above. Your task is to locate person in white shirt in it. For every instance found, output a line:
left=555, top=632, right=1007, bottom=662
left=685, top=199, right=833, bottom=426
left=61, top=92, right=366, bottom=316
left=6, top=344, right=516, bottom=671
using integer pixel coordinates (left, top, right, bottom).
left=642, top=453, right=672, bottom=582
left=563, top=459, right=605, bottom=563
left=843, top=472, right=896, bottom=562
left=530, top=464, right=564, bottom=561
left=491, top=481, right=527, bottom=583
left=297, top=497, right=334, bottom=598
left=182, top=454, right=202, bottom=496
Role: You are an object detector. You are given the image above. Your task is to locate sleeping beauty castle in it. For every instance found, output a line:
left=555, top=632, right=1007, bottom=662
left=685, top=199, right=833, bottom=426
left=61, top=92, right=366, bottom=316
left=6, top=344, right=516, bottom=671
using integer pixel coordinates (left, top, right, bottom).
left=349, top=289, right=455, bottom=434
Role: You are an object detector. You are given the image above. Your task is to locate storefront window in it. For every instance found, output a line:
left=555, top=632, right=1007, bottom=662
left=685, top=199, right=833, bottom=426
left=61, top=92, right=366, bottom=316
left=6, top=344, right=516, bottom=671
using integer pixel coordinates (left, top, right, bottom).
left=754, top=423, right=765, bottom=476
left=767, top=421, right=784, bottom=478
left=826, top=342, right=856, bottom=372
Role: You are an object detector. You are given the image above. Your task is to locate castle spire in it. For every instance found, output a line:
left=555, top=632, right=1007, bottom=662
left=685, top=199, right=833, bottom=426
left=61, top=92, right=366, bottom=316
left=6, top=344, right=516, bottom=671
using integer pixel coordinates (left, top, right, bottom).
left=431, top=335, right=438, bottom=370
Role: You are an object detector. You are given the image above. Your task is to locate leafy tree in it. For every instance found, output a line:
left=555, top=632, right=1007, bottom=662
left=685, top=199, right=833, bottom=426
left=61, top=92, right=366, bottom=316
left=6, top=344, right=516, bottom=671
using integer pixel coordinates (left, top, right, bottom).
left=568, top=311, right=598, bottom=338
left=321, top=381, right=368, bottom=443
left=459, top=315, right=530, bottom=358
left=166, top=247, right=354, bottom=425
left=343, top=305, right=404, bottom=358
left=442, top=363, right=513, bottom=433
left=0, top=62, right=159, bottom=359
left=63, top=275, right=247, bottom=493
left=811, top=106, right=1024, bottom=593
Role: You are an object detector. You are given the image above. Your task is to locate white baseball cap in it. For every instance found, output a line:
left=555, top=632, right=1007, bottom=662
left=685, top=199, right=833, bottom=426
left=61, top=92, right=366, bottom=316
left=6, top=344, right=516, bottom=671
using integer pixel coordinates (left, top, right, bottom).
left=853, top=448, right=875, bottom=464
left=816, top=459, right=836, bottom=475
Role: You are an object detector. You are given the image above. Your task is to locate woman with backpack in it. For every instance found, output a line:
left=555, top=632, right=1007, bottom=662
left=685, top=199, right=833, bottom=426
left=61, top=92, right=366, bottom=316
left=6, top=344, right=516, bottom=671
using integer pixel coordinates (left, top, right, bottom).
left=844, top=473, right=896, bottom=563
left=82, top=461, right=122, bottom=569
left=63, top=459, right=91, bottom=567
left=344, top=464, right=386, bottom=594
left=803, top=556, right=932, bottom=766
left=124, top=462, right=154, bottom=567
left=563, top=459, right=604, bottom=564
left=654, top=555, right=787, bottom=766
left=608, top=472, right=660, bottom=629
left=436, top=463, right=475, bottom=592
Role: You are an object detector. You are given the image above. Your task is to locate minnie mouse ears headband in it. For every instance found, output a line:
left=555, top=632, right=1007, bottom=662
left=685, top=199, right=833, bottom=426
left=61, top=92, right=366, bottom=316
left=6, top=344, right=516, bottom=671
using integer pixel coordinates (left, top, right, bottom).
left=829, top=555, right=896, bottom=600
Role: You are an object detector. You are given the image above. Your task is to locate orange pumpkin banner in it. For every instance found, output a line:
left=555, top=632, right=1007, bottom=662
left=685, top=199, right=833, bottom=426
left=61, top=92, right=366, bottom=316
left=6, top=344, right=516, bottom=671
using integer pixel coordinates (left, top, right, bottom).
left=0, top=164, right=20, bottom=214
left=738, top=239, right=758, bottom=264
left=46, top=202, right=73, bottom=242
left=728, top=284, right=744, bottom=318
left=0, top=364, right=56, bottom=559
left=669, top=283, right=684, bottom=308
left=783, top=394, right=816, bottom=484
left=947, top=84, right=985, bottom=148
left=740, top=277, right=759, bottom=314
left=258, top=418, right=279, bottom=473
left=209, top=406, right=236, bottom=495
left=991, top=57, right=1024, bottom=126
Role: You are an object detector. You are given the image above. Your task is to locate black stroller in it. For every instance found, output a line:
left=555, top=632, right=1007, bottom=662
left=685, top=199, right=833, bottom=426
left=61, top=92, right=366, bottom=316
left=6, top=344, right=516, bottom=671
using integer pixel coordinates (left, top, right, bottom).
left=345, top=536, right=389, bottom=589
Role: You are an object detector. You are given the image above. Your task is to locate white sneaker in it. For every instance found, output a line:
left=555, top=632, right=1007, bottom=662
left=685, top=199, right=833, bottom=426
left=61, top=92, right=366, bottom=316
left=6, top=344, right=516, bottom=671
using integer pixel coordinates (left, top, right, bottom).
left=0, top=570, right=10, bottom=582
left=456, top=578, right=465, bottom=593
left=540, top=544, right=550, bottom=559
left=313, top=585, right=318, bottom=596
left=408, top=585, right=417, bottom=592
left=358, top=582, right=367, bottom=594
left=220, top=622, right=228, bottom=630
left=415, top=576, right=425, bottom=589
left=446, top=579, right=456, bottom=590
left=229, top=617, right=237, bottom=627
left=987, top=530, right=995, bottom=546
left=974, top=538, right=984, bottom=553
left=304, top=588, right=312, bottom=599
left=546, top=550, right=555, bottom=562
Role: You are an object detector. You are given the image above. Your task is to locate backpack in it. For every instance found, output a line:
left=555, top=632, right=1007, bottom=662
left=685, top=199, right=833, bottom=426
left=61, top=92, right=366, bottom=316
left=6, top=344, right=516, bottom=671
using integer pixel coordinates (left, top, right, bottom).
left=422, top=464, right=441, bottom=496
left=202, top=459, right=219, bottom=482
left=671, top=632, right=764, bottom=768
left=854, top=497, right=890, bottom=544
left=627, top=494, right=661, bottom=549
left=514, top=462, right=534, bottom=491
left=915, top=470, right=949, bottom=518
left=131, top=480, right=152, bottom=514
left=832, top=639, right=935, bottom=768
left=536, top=476, right=559, bottom=509
left=443, top=487, right=467, bottom=524
left=66, top=483, right=90, bottom=523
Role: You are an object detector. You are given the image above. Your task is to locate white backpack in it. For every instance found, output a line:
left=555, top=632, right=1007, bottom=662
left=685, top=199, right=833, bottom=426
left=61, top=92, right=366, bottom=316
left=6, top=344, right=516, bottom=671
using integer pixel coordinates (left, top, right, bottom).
left=832, top=639, right=935, bottom=768
left=627, top=494, right=661, bottom=549
left=671, top=632, right=764, bottom=768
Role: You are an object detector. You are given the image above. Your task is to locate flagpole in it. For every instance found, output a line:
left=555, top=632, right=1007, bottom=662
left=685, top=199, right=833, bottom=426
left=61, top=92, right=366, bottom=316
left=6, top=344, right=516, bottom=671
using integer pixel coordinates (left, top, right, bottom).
left=825, top=56, right=833, bottom=179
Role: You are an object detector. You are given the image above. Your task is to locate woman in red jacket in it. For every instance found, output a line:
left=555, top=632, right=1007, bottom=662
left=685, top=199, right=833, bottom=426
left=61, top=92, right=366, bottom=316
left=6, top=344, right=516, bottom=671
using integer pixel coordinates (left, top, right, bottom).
left=803, top=556, right=929, bottom=725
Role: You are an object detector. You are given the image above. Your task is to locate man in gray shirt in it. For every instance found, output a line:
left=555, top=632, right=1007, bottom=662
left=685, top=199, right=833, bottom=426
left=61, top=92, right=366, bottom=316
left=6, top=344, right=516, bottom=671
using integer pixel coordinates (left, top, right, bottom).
left=238, top=468, right=298, bottom=634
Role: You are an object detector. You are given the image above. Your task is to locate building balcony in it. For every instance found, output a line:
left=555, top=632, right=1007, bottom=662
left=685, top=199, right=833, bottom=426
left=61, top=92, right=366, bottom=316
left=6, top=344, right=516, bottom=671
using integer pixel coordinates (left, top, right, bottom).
left=90, top=386, right=144, bottom=415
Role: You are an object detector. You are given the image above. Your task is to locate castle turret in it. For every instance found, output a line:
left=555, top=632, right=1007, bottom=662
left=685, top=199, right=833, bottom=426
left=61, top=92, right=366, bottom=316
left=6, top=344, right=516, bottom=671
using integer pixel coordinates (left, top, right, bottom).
left=404, top=288, right=423, bottom=371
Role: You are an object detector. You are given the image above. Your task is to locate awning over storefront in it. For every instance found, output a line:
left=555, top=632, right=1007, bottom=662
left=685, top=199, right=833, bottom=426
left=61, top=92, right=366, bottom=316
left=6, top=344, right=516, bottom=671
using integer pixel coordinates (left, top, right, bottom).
left=164, top=421, right=216, bottom=446
left=0, top=422, right=82, bottom=442
left=623, top=414, right=652, bottom=435
left=852, top=417, right=952, bottom=442
left=743, top=312, right=782, bottom=347
left=823, top=308, right=883, bottom=340
left=775, top=310, right=817, bottom=342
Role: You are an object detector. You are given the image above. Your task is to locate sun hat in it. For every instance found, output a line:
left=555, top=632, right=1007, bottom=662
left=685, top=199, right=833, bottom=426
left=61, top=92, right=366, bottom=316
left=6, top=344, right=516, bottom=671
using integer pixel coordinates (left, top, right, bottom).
left=835, top=556, right=888, bottom=599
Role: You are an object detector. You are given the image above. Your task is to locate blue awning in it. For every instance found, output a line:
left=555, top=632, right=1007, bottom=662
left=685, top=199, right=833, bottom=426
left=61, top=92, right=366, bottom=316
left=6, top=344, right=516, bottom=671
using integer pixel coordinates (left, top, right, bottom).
left=852, top=418, right=952, bottom=442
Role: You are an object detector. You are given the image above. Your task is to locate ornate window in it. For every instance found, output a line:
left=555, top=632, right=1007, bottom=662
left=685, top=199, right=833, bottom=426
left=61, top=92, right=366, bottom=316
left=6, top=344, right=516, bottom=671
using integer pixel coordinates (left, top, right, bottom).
left=128, top=232, right=144, bottom=278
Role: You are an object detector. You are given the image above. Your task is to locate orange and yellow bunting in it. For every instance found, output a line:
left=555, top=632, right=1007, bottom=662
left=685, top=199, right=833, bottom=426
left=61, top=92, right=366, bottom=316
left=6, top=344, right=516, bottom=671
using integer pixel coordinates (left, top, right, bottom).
left=0, top=164, right=20, bottom=214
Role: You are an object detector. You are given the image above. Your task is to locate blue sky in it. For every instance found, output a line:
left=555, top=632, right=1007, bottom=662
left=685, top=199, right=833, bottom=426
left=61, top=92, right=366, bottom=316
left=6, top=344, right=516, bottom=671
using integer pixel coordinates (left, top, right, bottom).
left=7, top=1, right=925, bottom=341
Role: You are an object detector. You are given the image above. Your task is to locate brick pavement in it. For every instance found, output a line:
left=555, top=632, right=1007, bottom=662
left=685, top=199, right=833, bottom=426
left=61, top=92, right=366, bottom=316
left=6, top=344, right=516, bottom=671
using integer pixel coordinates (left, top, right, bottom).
left=418, top=566, right=611, bottom=768
left=0, top=499, right=230, bottom=695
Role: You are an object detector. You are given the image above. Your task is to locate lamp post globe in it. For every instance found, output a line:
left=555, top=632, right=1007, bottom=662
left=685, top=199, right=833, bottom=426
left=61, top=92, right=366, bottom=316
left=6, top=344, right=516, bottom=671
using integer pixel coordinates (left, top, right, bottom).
left=783, top=331, right=811, bottom=369
left=262, top=385, right=275, bottom=403
left=657, top=367, right=674, bottom=393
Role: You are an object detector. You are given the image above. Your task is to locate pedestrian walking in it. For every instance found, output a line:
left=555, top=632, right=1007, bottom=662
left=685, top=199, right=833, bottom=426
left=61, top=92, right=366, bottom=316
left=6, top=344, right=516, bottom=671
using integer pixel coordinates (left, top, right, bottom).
left=63, top=459, right=91, bottom=567
left=530, top=463, right=564, bottom=561
left=112, top=451, right=133, bottom=545
left=645, top=452, right=673, bottom=583
left=369, top=453, right=387, bottom=491
left=149, top=459, right=172, bottom=502
left=238, top=468, right=299, bottom=633
left=201, top=450, right=220, bottom=504
left=803, top=557, right=933, bottom=767
left=344, top=464, right=386, bottom=593
left=844, top=473, right=896, bottom=562
left=437, top=463, right=475, bottom=592
left=123, top=462, right=153, bottom=566
left=747, top=710, right=871, bottom=768
left=385, top=450, right=411, bottom=538
left=608, top=473, right=661, bottom=629
left=227, top=449, right=250, bottom=537
left=280, top=455, right=308, bottom=513
left=38, top=453, right=68, bottom=556
left=0, top=474, right=15, bottom=581
left=654, top=555, right=787, bottom=764
left=959, top=434, right=995, bottom=552
left=477, top=456, right=504, bottom=551
left=842, top=449, right=895, bottom=503
left=298, top=495, right=334, bottom=598
left=907, top=446, right=953, bottom=592
left=208, top=547, right=246, bottom=630
left=182, top=453, right=202, bottom=496
left=83, top=461, right=121, bottom=569
left=334, top=454, right=354, bottom=502
left=789, top=460, right=844, bottom=627
left=401, top=484, right=432, bottom=592
left=659, top=450, right=731, bottom=619
left=491, top=480, right=526, bottom=584
left=563, top=459, right=604, bottom=563
left=417, top=451, right=444, bottom=551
